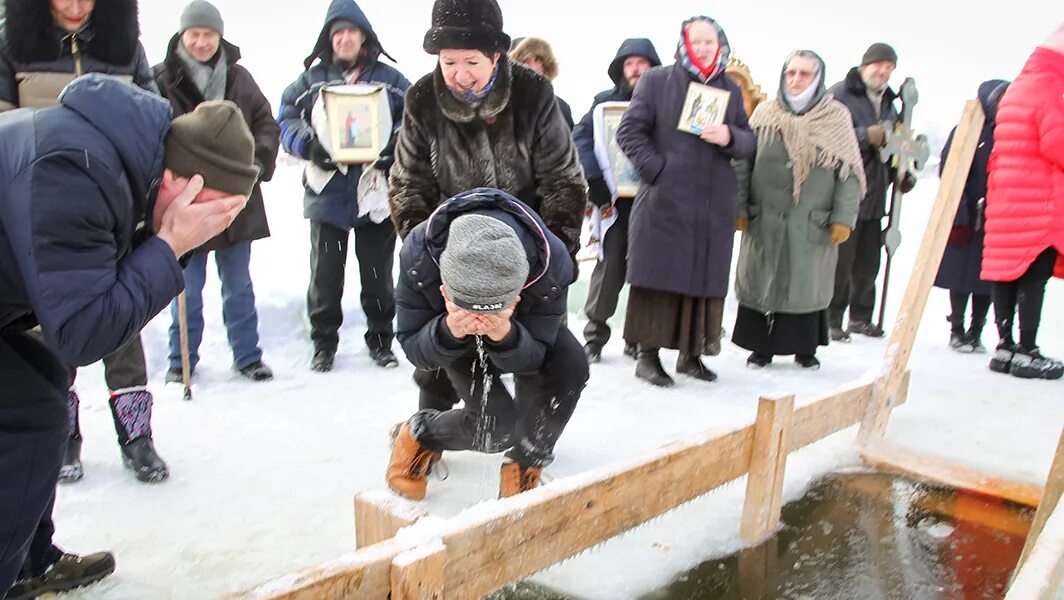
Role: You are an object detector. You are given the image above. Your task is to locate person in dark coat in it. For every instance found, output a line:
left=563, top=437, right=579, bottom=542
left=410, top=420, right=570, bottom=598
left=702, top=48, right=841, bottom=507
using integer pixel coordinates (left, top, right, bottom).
left=933, top=79, right=1008, bottom=354
left=0, top=0, right=169, bottom=486
left=278, top=0, right=411, bottom=373
left=154, top=1, right=281, bottom=383
left=386, top=188, right=587, bottom=501
left=388, top=0, right=587, bottom=414
left=0, top=0, right=156, bottom=110
left=826, top=42, right=916, bottom=341
left=575, top=38, right=661, bottom=364
left=0, top=74, right=255, bottom=600
left=615, top=16, right=755, bottom=387
left=733, top=50, right=864, bottom=370
left=510, top=36, right=574, bottom=129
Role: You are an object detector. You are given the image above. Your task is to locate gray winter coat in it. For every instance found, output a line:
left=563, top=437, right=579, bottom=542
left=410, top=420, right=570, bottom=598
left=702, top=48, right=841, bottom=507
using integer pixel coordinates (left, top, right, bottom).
left=734, top=57, right=861, bottom=314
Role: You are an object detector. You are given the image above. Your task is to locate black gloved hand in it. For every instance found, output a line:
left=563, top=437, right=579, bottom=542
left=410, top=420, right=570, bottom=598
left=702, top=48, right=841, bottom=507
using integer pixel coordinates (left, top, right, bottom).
left=307, top=139, right=336, bottom=170
left=587, top=177, right=613, bottom=209
left=947, top=224, right=972, bottom=247
left=900, top=171, right=917, bottom=194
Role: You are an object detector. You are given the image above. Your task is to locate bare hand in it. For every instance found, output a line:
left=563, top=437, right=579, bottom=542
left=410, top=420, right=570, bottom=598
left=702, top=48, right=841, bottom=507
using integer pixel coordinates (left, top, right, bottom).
left=699, top=125, right=731, bottom=146
left=155, top=176, right=247, bottom=257
left=478, top=299, right=518, bottom=342
left=442, top=291, right=480, bottom=339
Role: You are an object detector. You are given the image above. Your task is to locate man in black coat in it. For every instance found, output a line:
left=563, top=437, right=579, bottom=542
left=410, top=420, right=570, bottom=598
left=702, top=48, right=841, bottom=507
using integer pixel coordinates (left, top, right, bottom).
left=575, top=38, right=660, bottom=363
left=0, top=75, right=255, bottom=599
left=154, top=0, right=281, bottom=384
left=386, top=189, right=588, bottom=500
left=826, top=42, right=915, bottom=341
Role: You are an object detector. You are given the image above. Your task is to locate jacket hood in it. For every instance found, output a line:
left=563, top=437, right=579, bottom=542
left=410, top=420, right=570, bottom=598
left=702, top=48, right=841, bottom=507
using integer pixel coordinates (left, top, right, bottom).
left=978, top=78, right=1009, bottom=123
left=58, top=74, right=171, bottom=204
left=303, top=0, right=394, bottom=70
left=607, top=38, right=661, bottom=86
left=423, top=188, right=566, bottom=290
left=3, top=0, right=140, bottom=65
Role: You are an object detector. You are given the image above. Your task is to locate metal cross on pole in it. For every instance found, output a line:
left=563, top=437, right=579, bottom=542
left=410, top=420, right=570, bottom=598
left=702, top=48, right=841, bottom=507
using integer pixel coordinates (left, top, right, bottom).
left=876, top=77, right=930, bottom=332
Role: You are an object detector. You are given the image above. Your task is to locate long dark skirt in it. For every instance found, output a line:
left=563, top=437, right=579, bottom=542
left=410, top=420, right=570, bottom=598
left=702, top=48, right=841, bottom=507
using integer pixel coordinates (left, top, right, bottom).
left=732, top=305, right=829, bottom=356
left=623, top=286, right=724, bottom=356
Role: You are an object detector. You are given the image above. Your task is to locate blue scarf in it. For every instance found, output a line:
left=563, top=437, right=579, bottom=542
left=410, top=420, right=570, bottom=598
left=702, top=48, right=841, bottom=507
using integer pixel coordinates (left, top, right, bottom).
left=449, top=64, right=499, bottom=105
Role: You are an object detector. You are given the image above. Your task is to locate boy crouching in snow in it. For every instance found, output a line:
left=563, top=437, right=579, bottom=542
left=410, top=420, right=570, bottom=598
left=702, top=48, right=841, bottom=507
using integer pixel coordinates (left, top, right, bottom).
left=387, top=188, right=588, bottom=499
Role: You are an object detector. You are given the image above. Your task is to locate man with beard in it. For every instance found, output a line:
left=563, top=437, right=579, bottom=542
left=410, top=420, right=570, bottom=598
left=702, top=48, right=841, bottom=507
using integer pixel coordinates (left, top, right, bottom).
left=575, top=38, right=661, bottom=364
left=826, top=42, right=916, bottom=341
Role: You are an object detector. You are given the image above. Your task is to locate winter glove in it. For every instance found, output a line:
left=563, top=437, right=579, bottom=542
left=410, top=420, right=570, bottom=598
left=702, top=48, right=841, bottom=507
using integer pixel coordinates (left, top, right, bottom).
left=866, top=124, right=887, bottom=148
left=587, top=177, right=613, bottom=209
left=307, top=139, right=336, bottom=170
left=947, top=224, right=972, bottom=247
left=736, top=217, right=748, bottom=232
left=830, top=223, right=852, bottom=245
left=899, top=171, right=917, bottom=194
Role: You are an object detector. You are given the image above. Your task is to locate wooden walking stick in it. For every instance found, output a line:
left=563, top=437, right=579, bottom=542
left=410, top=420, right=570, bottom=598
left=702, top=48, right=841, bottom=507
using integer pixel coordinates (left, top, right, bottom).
left=177, top=291, right=193, bottom=401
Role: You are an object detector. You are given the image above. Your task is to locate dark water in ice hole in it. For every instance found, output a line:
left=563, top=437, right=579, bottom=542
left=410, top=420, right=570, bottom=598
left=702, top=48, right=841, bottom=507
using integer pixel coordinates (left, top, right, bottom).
left=488, top=472, right=1033, bottom=600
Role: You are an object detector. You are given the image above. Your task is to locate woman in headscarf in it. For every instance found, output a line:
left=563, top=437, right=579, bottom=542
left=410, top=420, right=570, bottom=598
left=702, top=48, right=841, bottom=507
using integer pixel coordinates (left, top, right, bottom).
left=732, top=50, right=864, bottom=369
left=615, top=16, right=755, bottom=387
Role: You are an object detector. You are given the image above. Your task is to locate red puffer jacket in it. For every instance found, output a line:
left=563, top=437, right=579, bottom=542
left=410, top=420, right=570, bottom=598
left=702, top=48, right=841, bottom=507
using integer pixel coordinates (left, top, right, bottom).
left=982, top=47, right=1064, bottom=282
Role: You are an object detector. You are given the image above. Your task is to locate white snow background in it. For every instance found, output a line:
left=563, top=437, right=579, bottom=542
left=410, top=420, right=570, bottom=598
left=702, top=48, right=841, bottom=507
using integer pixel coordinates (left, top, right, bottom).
left=50, top=1, right=1063, bottom=598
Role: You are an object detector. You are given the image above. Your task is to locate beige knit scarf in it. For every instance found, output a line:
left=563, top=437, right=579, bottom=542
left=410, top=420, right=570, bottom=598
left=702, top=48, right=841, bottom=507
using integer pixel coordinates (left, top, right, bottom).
left=749, top=95, right=867, bottom=204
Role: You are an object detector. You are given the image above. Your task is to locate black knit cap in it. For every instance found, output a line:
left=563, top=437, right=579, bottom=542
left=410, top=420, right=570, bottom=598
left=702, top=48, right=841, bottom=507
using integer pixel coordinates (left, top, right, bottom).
left=423, top=0, right=511, bottom=55
left=861, top=42, right=897, bottom=66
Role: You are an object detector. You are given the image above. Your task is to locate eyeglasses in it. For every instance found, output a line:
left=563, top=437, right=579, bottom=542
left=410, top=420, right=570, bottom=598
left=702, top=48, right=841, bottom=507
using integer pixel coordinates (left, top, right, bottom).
left=784, top=69, right=816, bottom=79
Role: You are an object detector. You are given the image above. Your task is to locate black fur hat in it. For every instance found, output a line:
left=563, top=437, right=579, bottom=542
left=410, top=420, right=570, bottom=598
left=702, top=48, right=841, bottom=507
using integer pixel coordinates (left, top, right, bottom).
left=423, top=0, right=510, bottom=56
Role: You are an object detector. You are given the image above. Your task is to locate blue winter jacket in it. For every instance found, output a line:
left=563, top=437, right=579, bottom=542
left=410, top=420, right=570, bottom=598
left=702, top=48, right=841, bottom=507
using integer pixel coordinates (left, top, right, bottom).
left=277, top=0, right=410, bottom=230
left=396, top=189, right=573, bottom=374
left=0, top=75, right=183, bottom=366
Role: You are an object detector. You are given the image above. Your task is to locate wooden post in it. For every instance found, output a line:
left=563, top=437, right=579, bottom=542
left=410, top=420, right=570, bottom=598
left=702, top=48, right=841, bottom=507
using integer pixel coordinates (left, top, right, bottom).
left=1017, top=429, right=1064, bottom=572
left=857, top=99, right=985, bottom=446
left=355, top=491, right=427, bottom=549
left=741, top=395, right=795, bottom=542
left=391, top=543, right=446, bottom=600
left=177, top=291, right=193, bottom=401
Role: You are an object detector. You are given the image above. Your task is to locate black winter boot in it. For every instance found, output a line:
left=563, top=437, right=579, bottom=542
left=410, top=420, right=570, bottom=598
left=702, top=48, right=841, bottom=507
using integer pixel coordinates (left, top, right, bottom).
left=583, top=342, right=602, bottom=364
left=3, top=551, right=115, bottom=600
left=675, top=353, right=718, bottom=382
left=370, top=347, right=399, bottom=368
left=311, top=349, right=335, bottom=372
left=635, top=347, right=674, bottom=388
left=121, top=437, right=169, bottom=483
left=1009, top=346, right=1064, bottom=380
left=622, top=341, right=638, bottom=359
left=58, top=437, right=83, bottom=484
left=989, top=340, right=1016, bottom=374
left=237, top=360, right=274, bottom=381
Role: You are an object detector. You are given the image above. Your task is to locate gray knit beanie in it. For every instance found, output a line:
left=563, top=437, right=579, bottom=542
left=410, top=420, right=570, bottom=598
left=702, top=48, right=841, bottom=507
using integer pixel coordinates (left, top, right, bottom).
left=861, top=42, right=897, bottom=66
left=180, top=0, right=224, bottom=36
left=440, top=214, right=529, bottom=313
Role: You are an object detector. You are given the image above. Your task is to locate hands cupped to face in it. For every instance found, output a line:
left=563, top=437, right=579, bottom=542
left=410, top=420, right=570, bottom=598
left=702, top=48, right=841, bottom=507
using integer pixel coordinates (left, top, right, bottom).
left=442, top=286, right=519, bottom=343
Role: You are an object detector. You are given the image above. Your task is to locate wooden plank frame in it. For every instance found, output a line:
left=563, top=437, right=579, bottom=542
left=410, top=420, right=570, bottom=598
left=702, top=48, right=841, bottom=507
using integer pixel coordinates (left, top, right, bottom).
left=233, top=98, right=1057, bottom=600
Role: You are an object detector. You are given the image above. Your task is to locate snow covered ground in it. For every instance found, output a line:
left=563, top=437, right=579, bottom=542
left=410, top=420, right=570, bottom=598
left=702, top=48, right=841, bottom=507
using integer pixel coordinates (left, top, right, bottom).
left=43, top=1, right=1064, bottom=597
left=54, top=159, right=1063, bottom=599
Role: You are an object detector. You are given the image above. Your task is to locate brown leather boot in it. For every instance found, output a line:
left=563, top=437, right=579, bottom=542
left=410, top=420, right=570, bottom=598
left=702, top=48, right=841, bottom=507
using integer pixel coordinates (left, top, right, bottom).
left=499, top=461, right=543, bottom=498
left=386, top=423, right=440, bottom=500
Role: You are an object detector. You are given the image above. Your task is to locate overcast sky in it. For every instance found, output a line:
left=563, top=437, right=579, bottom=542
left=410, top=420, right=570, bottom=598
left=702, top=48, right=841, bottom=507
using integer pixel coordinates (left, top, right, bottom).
left=137, top=0, right=1060, bottom=147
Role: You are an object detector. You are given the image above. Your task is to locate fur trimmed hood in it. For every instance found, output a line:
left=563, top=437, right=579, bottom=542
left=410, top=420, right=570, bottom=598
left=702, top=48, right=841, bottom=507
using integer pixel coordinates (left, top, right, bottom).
left=2, top=0, right=140, bottom=65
